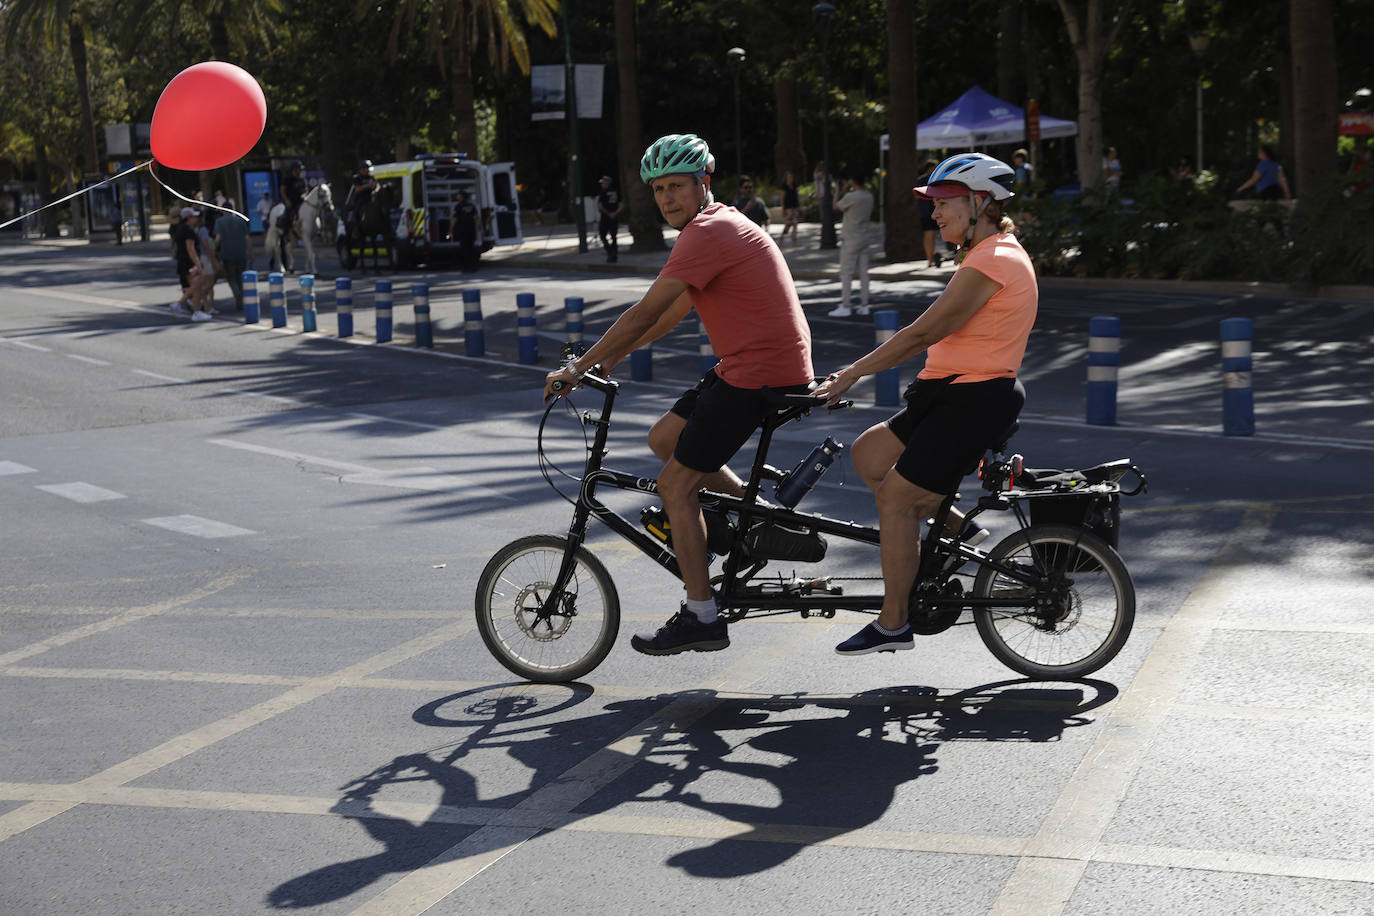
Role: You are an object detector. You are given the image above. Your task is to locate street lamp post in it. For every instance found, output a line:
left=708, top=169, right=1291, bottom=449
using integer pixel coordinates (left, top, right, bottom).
left=813, top=2, right=837, bottom=250
left=1188, top=33, right=1211, bottom=174
left=727, top=47, right=746, bottom=178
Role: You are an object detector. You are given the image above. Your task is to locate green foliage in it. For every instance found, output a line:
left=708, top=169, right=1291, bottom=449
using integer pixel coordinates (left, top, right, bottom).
left=1017, top=173, right=1374, bottom=286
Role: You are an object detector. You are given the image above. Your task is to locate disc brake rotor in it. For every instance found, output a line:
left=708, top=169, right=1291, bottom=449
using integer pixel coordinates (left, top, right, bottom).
left=514, top=582, right=573, bottom=640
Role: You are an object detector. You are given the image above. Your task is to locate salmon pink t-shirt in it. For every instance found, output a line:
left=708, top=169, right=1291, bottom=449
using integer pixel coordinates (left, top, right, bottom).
left=660, top=203, right=813, bottom=389
left=920, top=232, right=1037, bottom=383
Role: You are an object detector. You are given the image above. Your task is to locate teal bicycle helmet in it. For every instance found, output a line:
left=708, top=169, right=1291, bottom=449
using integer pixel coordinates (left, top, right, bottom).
left=640, top=134, right=713, bottom=183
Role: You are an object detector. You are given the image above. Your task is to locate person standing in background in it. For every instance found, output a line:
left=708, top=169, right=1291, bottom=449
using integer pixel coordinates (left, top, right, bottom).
left=778, top=170, right=801, bottom=246
left=596, top=175, right=623, bottom=263
left=828, top=173, right=875, bottom=317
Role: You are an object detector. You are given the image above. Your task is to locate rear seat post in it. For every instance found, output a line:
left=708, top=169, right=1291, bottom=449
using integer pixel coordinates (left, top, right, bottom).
left=1086, top=315, right=1120, bottom=426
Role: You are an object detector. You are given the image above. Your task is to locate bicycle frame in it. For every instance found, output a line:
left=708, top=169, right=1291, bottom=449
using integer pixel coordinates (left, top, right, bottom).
left=538, top=372, right=1049, bottom=622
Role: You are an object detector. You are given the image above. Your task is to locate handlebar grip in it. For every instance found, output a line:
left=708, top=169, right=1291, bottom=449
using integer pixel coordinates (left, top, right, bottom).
left=550, top=380, right=567, bottom=393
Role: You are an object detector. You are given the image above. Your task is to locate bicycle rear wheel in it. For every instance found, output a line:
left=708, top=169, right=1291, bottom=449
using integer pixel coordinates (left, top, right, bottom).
left=972, top=523, right=1134, bottom=679
left=475, top=535, right=620, bottom=683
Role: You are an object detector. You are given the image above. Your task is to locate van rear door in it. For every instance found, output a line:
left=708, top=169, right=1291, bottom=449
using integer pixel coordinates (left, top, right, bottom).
left=486, top=162, right=523, bottom=246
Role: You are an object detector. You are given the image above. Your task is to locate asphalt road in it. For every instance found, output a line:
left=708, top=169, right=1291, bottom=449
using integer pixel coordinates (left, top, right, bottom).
left=2, top=240, right=1372, bottom=914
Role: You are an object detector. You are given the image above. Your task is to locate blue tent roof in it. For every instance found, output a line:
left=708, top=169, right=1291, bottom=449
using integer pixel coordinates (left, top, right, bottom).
left=881, top=86, right=1078, bottom=151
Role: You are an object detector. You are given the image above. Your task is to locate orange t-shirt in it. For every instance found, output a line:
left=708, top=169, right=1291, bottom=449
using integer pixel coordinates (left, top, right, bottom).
left=660, top=203, right=814, bottom=389
left=920, top=232, right=1037, bottom=383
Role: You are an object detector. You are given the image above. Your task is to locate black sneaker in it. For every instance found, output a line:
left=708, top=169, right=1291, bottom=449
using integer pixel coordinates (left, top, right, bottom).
left=630, top=605, right=729, bottom=655
left=834, top=622, right=914, bottom=656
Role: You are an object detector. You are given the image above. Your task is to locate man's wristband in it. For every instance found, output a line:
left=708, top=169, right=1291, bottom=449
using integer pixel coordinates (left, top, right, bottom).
left=563, top=358, right=587, bottom=381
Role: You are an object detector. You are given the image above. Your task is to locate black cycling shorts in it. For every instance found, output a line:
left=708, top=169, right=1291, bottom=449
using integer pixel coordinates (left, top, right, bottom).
left=669, top=369, right=811, bottom=473
left=885, top=376, right=1025, bottom=493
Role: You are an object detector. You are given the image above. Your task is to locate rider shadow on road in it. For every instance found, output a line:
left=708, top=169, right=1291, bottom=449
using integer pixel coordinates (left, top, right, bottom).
left=266, top=679, right=1114, bottom=908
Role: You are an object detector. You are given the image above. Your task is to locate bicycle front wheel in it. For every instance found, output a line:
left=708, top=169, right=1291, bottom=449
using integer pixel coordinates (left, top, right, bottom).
left=972, top=524, right=1135, bottom=679
left=475, top=535, right=620, bottom=683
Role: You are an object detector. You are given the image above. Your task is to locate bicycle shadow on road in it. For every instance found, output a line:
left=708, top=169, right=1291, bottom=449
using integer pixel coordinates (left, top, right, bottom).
left=266, top=679, right=1115, bottom=908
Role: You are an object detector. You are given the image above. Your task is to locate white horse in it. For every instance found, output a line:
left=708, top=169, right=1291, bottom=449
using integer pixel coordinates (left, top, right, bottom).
left=295, top=182, right=334, bottom=274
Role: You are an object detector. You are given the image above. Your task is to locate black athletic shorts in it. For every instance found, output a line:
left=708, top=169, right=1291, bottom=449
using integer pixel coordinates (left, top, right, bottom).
left=669, top=368, right=811, bottom=473
left=885, top=375, right=1025, bottom=493
left=177, top=265, right=193, bottom=289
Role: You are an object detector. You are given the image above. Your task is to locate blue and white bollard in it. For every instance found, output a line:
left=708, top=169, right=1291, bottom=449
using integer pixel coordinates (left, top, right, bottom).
left=698, top=319, right=716, bottom=377
left=268, top=272, right=286, bottom=328
left=631, top=346, right=653, bottom=381
left=564, top=296, right=584, bottom=350
left=242, top=270, right=259, bottom=324
left=1220, top=317, right=1254, bottom=436
left=412, top=282, right=432, bottom=348
left=300, top=275, right=316, bottom=333
left=1086, top=315, right=1121, bottom=426
left=516, top=292, right=538, bottom=364
left=375, top=279, right=393, bottom=343
left=335, top=277, right=353, bottom=337
left=874, top=310, right=901, bottom=407
left=463, top=288, right=484, bottom=356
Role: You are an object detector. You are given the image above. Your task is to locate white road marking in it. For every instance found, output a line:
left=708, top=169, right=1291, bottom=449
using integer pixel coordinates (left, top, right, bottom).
left=131, top=369, right=187, bottom=383
left=207, top=437, right=516, bottom=500
left=65, top=354, right=111, bottom=366
left=3, top=338, right=50, bottom=352
left=0, top=461, right=38, bottom=476
left=35, top=482, right=126, bottom=503
left=15, top=287, right=142, bottom=308
left=142, top=515, right=256, bottom=538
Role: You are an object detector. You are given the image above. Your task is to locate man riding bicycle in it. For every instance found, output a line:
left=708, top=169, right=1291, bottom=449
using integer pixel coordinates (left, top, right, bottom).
left=815, top=152, right=1038, bottom=656
left=543, top=133, right=814, bottom=656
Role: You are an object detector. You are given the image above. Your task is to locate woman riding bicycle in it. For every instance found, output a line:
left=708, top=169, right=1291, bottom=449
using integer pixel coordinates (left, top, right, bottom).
left=814, top=152, right=1038, bottom=656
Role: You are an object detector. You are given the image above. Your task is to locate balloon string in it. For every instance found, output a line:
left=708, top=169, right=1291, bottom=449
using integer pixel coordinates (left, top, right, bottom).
left=0, top=158, right=249, bottom=232
left=147, top=162, right=248, bottom=223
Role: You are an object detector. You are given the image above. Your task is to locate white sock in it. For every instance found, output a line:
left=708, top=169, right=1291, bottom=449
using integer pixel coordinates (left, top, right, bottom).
left=685, top=596, right=718, bottom=624
left=873, top=621, right=908, bottom=636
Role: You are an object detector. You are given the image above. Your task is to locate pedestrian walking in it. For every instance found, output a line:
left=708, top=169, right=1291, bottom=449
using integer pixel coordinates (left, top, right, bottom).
left=779, top=170, right=802, bottom=246
left=214, top=211, right=253, bottom=311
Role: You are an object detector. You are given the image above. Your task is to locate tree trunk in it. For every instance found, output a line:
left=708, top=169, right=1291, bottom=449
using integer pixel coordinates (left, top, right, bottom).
left=772, top=75, right=805, bottom=183
left=614, top=0, right=663, bottom=252
left=448, top=23, right=479, bottom=156
left=885, top=0, right=920, bottom=261
left=1289, top=0, right=1337, bottom=203
left=996, top=1, right=1022, bottom=106
left=1057, top=0, right=1132, bottom=189
left=68, top=12, right=97, bottom=237
left=34, top=143, right=60, bottom=239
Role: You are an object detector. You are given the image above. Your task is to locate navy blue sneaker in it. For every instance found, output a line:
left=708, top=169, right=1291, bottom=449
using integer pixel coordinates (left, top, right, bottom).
left=835, top=623, right=914, bottom=656
left=631, top=605, right=730, bottom=655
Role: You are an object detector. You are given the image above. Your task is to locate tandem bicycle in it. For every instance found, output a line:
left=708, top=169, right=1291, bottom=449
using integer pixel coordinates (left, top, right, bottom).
left=475, top=368, right=1147, bottom=683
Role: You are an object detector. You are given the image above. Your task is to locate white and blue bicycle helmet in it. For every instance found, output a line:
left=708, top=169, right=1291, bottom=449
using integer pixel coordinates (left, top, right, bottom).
left=913, top=152, right=1015, bottom=244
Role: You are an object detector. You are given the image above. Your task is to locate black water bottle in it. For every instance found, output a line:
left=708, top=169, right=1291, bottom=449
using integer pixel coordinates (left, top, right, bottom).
left=775, top=437, right=844, bottom=508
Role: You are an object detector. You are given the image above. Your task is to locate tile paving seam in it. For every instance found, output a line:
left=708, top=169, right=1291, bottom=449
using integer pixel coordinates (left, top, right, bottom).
left=989, top=508, right=1279, bottom=911
left=1, top=781, right=1368, bottom=886
left=0, top=619, right=474, bottom=844
left=0, top=568, right=256, bottom=668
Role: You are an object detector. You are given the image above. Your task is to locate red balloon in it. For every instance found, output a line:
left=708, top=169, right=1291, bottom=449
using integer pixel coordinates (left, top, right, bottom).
left=150, top=62, right=267, bottom=171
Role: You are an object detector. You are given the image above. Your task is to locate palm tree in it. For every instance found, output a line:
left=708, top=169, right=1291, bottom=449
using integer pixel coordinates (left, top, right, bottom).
left=4, top=0, right=101, bottom=234
left=370, top=0, right=558, bottom=157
